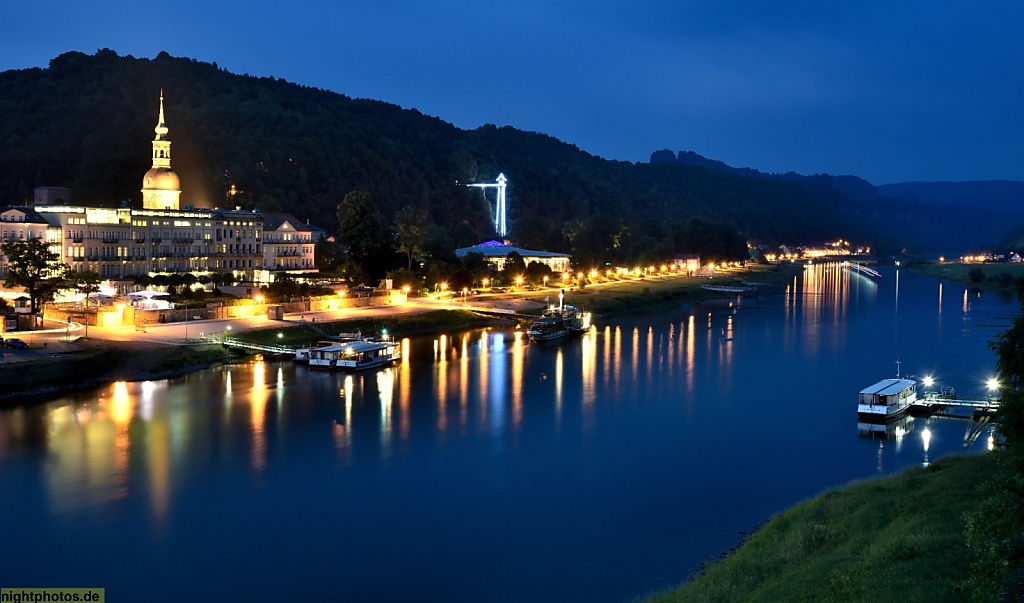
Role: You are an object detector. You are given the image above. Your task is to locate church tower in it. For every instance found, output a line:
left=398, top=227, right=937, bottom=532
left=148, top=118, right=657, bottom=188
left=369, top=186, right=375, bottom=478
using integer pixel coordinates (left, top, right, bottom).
left=141, top=91, right=181, bottom=210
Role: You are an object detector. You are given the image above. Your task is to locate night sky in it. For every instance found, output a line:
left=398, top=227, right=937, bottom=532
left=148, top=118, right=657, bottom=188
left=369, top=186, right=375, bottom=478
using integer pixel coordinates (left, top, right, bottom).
left=4, top=1, right=1023, bottom=185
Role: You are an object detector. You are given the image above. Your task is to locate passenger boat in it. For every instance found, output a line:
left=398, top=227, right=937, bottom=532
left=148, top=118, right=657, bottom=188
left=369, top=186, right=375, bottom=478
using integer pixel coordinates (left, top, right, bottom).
left=857, top=377, right=917, bottom=422
left=527, top=291, right=592, bottom=342
left=308, top=337, right=400, bottom=371
left=526, top=315, right=571, bottom=342
left=295, top=332, right=367, bottom=363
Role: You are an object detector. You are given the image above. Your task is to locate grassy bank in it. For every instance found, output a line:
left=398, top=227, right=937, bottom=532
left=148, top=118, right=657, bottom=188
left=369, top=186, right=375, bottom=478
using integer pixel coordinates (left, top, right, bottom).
left=651, top=453, right=996, bottom=603
left=0, top=341, right=239, bottom=405
left=530, top=264, right=801, bottom=316
left=232, top=309, right=512, bottom=348
left=908, top=261, right=1024, bottom=293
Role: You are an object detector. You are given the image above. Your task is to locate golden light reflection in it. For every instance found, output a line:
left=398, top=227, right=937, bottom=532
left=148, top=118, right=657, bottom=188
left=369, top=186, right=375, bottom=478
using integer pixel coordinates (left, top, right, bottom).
left=581, top=331, right=596, bottom=427
left=108, top=381, right=132, bottom=502
left=478, top=331, right=489, bottom=426
left=555, top=347, right=564, bottom=425
left=437, top=333, right=449, bottom=432
left=459, top=334, right=469, bottom=430
left=250, top=361, right=267, bottom=473
left=631, top=326, right=639, bottom=383
left=599, top=326, right=611, bottom=391
left=512, top=331, right=524, bottom=429
left=686, top=315, right=696, bottom=400
left=378, top=369, right=394, bottom=457
left=613, top=326, right=622, bottom=394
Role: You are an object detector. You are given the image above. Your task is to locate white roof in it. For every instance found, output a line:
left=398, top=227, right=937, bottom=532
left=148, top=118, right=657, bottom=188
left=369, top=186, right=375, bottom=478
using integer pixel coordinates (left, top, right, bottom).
left=859, top=378, right=916, bottom=396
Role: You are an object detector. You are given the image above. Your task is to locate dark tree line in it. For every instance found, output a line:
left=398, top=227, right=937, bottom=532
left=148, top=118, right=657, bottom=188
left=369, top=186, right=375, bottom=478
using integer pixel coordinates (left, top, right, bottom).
left=0, top=50, right=881, bottom=278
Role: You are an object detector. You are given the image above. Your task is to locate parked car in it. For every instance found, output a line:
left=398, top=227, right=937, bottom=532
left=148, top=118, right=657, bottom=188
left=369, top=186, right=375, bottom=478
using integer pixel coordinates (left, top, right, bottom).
left=4, top=338, right=28, bottom=349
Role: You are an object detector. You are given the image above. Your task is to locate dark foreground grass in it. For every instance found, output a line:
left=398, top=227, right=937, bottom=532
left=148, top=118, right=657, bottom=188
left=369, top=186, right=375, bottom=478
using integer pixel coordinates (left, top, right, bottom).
left=651, top=453, right=997, bottom=603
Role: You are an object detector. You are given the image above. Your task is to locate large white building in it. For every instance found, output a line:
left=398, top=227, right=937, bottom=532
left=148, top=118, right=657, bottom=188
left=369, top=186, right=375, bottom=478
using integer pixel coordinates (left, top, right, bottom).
left=0, top=94, right=321, bottom=288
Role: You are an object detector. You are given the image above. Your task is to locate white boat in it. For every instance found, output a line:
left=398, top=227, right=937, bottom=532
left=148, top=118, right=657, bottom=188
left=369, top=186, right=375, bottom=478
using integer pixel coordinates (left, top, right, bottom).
left=308, top=338, right=400, bottom=371
left=295, top=332, right=367, bottom=363
left=857, top=377, right=917, bottom=422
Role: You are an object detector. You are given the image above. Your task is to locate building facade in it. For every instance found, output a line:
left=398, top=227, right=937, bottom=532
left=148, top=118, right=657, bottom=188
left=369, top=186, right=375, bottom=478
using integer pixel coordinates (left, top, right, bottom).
left=0, top=94, right=321, bottom=288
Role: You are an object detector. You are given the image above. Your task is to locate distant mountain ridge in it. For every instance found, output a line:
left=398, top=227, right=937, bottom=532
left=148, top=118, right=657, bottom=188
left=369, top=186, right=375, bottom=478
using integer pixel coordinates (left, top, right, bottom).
left=877, top=181, right=1024, bottom=211
left=0, top=49, right=1017, bottom=263
left=652, top=149, right=1024, bottom=253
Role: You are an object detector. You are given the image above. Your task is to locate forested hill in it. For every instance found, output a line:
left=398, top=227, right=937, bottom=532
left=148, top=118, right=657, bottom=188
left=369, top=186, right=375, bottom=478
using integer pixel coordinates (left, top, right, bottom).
left=0, top=50, right=873, bottom=258
left=656, top=150, right=1024, bottom=253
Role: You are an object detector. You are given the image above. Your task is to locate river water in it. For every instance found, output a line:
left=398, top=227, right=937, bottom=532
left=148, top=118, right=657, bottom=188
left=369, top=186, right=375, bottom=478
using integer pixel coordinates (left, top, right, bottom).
left=0, top=264, right=1016, bottom=602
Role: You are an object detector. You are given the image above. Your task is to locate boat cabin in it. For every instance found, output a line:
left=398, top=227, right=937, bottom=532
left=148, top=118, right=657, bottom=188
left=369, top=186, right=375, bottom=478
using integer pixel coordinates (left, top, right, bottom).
left=858, top=378, right=916, bottom=409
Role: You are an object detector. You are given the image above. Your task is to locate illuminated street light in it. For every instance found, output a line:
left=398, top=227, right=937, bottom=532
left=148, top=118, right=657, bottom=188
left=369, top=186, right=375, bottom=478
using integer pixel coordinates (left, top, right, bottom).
left=482, top=277, right=490, bottom=289
left=987, top=378, right=1000, bottom=391
left=515, top=276, right=524, bottom=289
left=923, top=376, right=934, bottom=387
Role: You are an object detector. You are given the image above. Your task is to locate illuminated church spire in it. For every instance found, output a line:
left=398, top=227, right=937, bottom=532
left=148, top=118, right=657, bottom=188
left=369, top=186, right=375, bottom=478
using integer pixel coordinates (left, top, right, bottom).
left=151, top=89, right=171, bottom=168
left=142, top=90, right=181, bottom=210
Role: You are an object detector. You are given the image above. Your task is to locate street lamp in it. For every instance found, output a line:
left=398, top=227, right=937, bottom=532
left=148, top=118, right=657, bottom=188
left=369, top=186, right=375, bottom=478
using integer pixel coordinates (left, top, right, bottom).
left=482, top=277, right=490, bottom=289
left=224, top=324, right=232, bottom=342
left=543, top=276, right=549, bottom=288
left=515, top=276, right=523, bottom=290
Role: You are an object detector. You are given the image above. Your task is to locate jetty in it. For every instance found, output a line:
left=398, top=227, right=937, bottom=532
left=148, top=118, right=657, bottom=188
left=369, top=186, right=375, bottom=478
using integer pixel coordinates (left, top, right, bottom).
left=700, top=284, right=758, bottom=295
left=911, top=390, right=1000, bottom=447
left=222, top=337, right=293, bottom=357
left=843, top=262, right=881, bottom=278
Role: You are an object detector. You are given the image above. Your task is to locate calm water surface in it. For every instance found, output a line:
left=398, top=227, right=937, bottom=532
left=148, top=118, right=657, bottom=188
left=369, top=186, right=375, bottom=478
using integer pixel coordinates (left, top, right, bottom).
left=0, top=264, right=1016, bottom=602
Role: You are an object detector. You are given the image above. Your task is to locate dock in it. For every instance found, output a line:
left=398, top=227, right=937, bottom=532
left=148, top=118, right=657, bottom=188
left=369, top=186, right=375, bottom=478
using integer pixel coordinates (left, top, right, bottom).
left=911, top=391, right=1000, bottom=447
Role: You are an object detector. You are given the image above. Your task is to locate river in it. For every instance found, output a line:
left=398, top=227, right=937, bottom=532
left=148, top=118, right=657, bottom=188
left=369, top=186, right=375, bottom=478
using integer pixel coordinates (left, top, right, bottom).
left=0, top=263, right=1016, bottom=602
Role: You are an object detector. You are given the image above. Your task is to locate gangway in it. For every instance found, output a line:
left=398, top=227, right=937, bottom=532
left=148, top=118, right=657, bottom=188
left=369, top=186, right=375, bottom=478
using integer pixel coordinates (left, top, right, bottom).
left=843, top=262, right=881, bottom=278
left=222, top=337, right=294, bottom=357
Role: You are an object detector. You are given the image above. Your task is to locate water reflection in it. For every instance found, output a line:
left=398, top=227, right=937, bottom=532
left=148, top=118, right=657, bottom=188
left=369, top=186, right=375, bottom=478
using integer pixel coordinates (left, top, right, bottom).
left=0, top=262, right=1005, bottom=555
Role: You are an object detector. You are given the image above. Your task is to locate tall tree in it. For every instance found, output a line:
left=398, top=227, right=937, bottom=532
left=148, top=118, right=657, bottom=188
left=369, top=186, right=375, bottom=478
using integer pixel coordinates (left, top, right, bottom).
left=1, top=238, right=68, bottom=328
left=69, top=270, right=102, bottom=306
left=336, top=191, right=391, bottom=278
left=394, top=205, right=426, bottom=270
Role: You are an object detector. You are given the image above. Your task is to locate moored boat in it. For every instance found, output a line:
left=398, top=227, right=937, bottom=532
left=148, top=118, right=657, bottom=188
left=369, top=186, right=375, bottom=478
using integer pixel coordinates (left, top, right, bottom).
left=308, top=336, right=400, bottom=371
left=528, top=290, right=592, bottom=342
left=857, top=377, right=917, bottom=422
left=527, top=315, right=570, bottom=342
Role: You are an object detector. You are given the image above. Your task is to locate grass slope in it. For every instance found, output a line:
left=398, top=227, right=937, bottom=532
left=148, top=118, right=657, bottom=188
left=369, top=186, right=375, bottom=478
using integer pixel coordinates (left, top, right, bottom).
left=652, top=454, right=996, bottom=603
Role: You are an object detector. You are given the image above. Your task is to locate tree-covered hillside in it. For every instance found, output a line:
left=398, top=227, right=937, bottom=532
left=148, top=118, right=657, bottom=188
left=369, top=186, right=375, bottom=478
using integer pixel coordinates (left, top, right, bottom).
left=660, top=150, right=1024, bottom=254
left=0, top=50, right=874, bottom=263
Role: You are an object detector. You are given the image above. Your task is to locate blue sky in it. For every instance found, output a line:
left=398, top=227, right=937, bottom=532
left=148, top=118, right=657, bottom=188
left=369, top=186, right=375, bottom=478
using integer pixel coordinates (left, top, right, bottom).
left=3, top=1, right=1023, bottom=184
